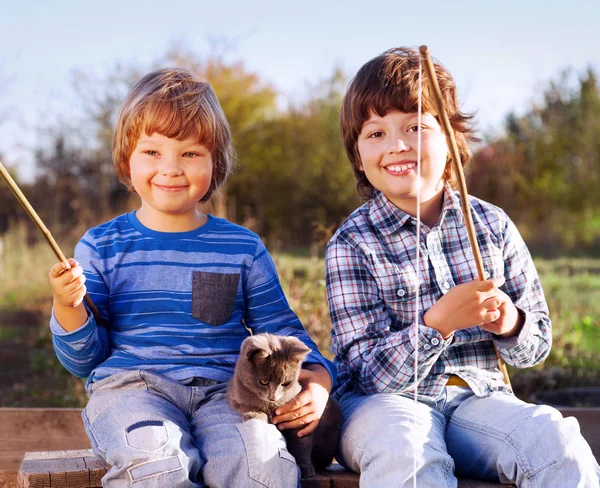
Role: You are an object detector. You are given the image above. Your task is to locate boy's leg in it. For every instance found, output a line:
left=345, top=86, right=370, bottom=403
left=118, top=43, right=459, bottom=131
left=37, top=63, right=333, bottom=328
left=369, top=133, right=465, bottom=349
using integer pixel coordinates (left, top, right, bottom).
left=446, top=390, right=600, bottom=487
left=190, top=383, right=300, bottom=488
left=83, top=371, right=202, bottom=488
left=337, top=390, right=458, bottom=488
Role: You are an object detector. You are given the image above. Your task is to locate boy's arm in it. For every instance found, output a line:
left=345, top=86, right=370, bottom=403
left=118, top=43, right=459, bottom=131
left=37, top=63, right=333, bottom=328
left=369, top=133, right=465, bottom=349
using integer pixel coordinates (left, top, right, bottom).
left=244, top=239, right=334, bottom=435
left=243, top=240, right=335, bottom=383
left=491, top=216, right=552, bottom=367
left=326, top=237, right=449, bottom=395
left=50, top=236, right=111, bottom=378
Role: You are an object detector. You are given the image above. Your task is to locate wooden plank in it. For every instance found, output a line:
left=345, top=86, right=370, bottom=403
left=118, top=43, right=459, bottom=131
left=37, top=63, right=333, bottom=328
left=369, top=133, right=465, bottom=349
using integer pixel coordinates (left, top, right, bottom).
left=0, top=470, right=19, bottom=488
left=23, top=451, right=95, bottom=461
left=18, top=451, right=107, bottom=488
left=301, top=473, right=330, bottom=488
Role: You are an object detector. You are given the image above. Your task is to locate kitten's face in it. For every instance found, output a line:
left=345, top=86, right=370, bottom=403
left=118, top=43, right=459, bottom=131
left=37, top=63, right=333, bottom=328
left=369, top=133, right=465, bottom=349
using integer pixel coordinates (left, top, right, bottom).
left=238, top=334, right=311, bottom=405
left=255, top=362, right=301, bottom=403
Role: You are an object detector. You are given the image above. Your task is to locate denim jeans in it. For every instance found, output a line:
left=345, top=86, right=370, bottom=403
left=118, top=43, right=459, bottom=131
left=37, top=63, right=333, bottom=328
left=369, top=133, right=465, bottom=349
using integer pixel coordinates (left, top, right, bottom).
left=337, top=387, right=599, bottom=487
left=82, top=370, right=300, bottom=488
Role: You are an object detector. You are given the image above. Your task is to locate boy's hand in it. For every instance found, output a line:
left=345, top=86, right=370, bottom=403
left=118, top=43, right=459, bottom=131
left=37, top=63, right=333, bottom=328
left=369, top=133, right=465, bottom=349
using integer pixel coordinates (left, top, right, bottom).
left=480, top=288, right=523, bottom=338
left=49, top=258, right=87, bottom=308
left=424, top=277, right=506, bottom=338
left=272, top=364, right=331, bottom=438
left=49, top=258, right=89, bottom=332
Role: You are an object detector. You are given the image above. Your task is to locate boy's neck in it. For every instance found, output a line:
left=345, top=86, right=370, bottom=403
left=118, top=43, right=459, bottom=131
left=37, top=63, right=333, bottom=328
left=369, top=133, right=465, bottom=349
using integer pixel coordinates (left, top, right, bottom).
left=389, top=190, right=444, bottom=228
left=135, top=207, right=209, bottom=233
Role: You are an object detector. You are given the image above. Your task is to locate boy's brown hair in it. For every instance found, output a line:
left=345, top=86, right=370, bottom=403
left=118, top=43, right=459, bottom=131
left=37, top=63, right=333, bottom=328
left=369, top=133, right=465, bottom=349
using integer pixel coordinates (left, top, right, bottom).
left=113, top=68, right=234, bottom=202
left=340, top=47, right=478, bottom=200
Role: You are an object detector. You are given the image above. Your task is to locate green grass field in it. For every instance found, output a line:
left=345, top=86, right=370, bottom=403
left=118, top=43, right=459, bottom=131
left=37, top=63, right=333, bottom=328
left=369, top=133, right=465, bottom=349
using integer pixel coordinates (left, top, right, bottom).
left=1, top=225, right=598, bottom=407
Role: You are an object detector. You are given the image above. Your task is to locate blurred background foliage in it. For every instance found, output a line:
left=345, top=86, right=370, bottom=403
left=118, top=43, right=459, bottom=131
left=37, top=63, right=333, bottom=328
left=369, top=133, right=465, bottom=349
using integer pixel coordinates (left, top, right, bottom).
left=0, top=46, right=599, bottom=406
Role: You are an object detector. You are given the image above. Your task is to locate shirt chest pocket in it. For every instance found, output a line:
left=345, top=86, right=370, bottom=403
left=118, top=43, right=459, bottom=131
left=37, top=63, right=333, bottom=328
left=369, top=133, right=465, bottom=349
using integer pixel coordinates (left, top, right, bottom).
left=480, top=245, right=505, bottom=280
left=192, top=272, right=240, bottom=326
left=374, top=266, right=426, bottom=316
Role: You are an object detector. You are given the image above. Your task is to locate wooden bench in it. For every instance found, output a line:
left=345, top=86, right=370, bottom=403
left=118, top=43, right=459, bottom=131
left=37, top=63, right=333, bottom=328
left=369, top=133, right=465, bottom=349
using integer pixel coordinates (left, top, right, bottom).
left=5, top=407, right=600, bottom=488
left=17, top=449, right=507, bottom=488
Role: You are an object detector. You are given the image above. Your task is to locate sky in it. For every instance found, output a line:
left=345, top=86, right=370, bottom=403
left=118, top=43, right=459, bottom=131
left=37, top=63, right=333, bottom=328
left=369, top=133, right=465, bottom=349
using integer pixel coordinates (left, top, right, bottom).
left=0, top=0, right=599, bottom=181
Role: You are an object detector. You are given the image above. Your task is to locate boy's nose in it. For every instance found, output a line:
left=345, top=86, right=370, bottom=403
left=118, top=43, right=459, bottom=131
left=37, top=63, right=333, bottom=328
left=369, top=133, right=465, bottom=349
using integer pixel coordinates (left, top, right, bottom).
left=159, top=158, right=184, bottom=176
left=387, top=137, right=409, bottom=153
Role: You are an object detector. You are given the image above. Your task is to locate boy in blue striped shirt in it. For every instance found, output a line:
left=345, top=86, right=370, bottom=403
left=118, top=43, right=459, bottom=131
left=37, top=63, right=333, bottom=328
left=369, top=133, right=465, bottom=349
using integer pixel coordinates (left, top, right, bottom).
left=48, top=68, right=335, bottom=488
left=325, top=47, right=598, bottom=487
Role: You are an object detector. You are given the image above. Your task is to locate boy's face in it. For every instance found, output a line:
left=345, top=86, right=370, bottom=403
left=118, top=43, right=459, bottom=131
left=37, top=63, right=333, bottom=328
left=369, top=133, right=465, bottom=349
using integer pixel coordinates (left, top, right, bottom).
left=130, top=132, right=213, bottom=228
left=357, top=110, right=448, bottom=212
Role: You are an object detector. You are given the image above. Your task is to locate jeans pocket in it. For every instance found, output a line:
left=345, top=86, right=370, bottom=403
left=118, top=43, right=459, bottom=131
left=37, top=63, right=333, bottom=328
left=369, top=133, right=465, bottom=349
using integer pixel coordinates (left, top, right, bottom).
left=125, top=420, right=169, bottom=452
left=192, top=272, right=239, bottom=325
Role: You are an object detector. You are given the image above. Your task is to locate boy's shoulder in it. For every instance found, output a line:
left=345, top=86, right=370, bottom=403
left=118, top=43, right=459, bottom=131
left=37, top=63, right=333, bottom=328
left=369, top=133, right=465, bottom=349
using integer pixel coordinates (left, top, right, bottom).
left=83, top=212, right=135, bottom=241
left=207, top=216, right=264, bottom=244
left=464, top=192, right=512, bottom=229
left=328, top=199, right=379, bottom=249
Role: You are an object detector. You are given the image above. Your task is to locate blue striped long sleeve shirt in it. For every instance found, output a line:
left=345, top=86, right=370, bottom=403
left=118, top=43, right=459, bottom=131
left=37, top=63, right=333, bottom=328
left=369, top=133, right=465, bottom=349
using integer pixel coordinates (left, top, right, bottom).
left=50, top=212, right=334, bottom=388
left=325, top=185, right=551, bottom=400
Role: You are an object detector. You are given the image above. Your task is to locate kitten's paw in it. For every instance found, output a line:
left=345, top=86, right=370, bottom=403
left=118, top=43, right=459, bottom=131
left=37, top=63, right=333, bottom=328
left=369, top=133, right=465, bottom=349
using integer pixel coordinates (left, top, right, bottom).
left=243, top=412, right=269, bottom=422
left=299, top=464, right=317, bottom=479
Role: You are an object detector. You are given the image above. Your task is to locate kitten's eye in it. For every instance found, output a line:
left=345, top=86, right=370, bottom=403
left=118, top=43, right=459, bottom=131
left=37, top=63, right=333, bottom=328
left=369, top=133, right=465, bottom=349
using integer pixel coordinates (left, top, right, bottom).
left=281, top=382, right=291, bottom=387
left=259, top=379, right=269, bottom=386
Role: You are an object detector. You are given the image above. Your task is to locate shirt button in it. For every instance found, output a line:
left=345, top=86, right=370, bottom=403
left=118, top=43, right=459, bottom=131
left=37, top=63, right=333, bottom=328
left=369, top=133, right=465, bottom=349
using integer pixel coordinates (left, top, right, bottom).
left=423, top=343, right=431, bottom=351
left=397, top=288, right=406, bottom=298
left=431, top=338, right=440, bottom=346
left=443, top=282, right=451, bottom=290
left=444, top=350, right=449, bottom=357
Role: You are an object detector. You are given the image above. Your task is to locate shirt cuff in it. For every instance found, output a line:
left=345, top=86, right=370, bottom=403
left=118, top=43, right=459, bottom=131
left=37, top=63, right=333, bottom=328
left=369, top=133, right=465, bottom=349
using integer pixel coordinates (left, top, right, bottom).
left=408, top=319, right=450, bottom=354
left=304, top=353, right=337, bottom=386
left=494, top=307, right=531, bottom=350
left=50, top=307, right=95, bottom=341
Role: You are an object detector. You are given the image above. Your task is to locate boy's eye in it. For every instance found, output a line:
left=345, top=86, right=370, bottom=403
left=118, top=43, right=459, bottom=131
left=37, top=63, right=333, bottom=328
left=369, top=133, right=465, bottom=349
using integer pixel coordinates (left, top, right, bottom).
left=408, top=125, right=426, bottom=133
left=367, top=131, right=385, bottom=139
left=259, top=379, right=269, bottom=386
left=144, top=150, right=159, bottom=156
left=183, top=151, right=199, bottom=158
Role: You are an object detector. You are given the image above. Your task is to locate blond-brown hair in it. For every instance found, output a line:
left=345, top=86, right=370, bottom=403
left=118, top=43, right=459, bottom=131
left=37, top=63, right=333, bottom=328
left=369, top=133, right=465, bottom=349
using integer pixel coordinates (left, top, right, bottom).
left=340, top=47, right=478, bottom=200
left=113, top=68, right=234, bottom=202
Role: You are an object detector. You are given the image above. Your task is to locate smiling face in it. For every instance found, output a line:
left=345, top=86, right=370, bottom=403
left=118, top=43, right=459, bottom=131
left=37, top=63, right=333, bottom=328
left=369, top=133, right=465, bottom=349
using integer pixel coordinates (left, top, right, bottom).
left=129, top=132, right=214, bottom=231
left=357, top=110, right=449, bottom=219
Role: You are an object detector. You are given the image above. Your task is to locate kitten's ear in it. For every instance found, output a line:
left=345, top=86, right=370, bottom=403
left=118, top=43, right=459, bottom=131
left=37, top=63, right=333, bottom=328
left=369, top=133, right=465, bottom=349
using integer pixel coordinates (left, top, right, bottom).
left=284, top=337, right=311, bottom=363
left=241, top=335, right=272, bottom=361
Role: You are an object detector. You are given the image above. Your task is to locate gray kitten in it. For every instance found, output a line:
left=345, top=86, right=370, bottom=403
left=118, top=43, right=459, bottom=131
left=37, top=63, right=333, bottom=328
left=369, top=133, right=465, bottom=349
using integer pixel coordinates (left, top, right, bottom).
left=227, top=333, right=342, bottom=478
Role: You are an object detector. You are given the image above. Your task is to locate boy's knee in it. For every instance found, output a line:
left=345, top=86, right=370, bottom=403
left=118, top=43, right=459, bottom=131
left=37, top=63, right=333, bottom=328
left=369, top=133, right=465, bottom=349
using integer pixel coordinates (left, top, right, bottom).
left=125, top=455, right=188, bottom=486
left=102, top=419, right=200, bottom=487
left=208, top=419, right=299, bottom=488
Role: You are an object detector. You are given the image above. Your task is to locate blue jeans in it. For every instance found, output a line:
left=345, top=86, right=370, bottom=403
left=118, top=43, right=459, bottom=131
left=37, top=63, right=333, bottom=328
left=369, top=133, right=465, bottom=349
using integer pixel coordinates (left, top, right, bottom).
left=82, top=370, right=300, bottom=488
left=337, top=387, right=599, bottom=487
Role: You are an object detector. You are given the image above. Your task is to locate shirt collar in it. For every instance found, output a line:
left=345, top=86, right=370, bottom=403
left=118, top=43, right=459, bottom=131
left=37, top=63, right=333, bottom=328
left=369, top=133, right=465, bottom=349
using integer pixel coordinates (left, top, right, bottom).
left=368, top=183, right=464, bottom=236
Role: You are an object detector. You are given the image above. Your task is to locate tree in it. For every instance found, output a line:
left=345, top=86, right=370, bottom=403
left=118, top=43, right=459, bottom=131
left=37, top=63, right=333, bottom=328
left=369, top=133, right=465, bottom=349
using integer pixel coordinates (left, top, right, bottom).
left=470, top=68, right=600, bottom=255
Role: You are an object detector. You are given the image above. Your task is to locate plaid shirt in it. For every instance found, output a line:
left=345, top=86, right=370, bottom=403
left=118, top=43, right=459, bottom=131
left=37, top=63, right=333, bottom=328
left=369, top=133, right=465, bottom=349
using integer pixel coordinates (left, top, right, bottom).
left=325, top=185, right=551, bottom=400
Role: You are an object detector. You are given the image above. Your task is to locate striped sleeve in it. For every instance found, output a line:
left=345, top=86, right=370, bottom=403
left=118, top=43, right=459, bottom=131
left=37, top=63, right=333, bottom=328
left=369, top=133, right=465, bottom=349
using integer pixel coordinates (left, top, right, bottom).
left=493, top=216, right=552, bottom=367
left=49, top=232, right=111, bottom=378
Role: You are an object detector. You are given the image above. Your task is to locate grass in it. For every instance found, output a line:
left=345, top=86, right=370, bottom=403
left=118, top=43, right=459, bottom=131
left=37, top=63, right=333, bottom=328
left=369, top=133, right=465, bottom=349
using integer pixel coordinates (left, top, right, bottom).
left=0, top=223, right=599, bottom=406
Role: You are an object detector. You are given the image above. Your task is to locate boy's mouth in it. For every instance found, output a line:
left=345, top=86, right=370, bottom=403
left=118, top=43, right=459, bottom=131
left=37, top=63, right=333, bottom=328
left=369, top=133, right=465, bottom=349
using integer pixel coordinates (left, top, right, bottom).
left=384, top=161, right=417, bottom=175
left=154, top=183, right=187, bottom=192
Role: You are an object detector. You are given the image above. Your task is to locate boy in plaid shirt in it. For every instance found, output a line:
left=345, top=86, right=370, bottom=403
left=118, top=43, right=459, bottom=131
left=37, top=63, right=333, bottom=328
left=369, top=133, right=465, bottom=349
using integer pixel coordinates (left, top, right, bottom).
left=325, top=47, right=599, bottom=487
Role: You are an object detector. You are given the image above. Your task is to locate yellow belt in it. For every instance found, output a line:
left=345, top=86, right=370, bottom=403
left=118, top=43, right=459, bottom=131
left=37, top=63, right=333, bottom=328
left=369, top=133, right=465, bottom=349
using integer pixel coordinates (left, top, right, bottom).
left=446, top=375, right=469, bottom=388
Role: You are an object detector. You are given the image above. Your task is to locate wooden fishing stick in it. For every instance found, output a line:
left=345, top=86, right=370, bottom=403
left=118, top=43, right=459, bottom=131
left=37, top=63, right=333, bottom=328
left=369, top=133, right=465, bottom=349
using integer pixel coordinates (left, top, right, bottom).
left=0, top=160, right=103, bottom=324
left=419, top=46, right=511, bottom=388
